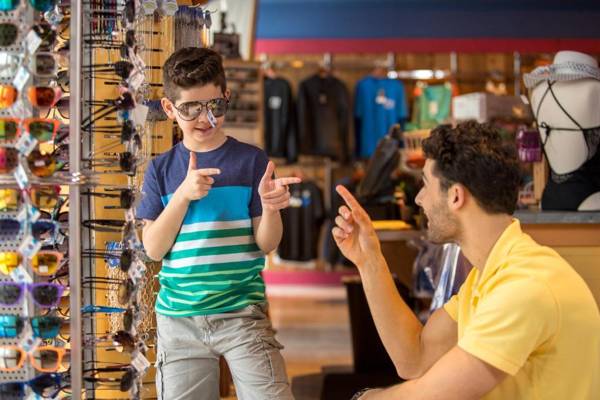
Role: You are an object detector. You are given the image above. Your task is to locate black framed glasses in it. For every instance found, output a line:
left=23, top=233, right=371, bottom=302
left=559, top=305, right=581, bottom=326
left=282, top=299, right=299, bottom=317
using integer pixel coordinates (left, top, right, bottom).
left=83, top=365, right=137, bottom=392
left=81, top=188, right=138, bottom=209
left=81, top=246, right=136, bottom=273
left=82, top=92, right=136, bottom=129
left=172, top=97, right=229, bottom=121
left=82, top=277, right=136, bottom=306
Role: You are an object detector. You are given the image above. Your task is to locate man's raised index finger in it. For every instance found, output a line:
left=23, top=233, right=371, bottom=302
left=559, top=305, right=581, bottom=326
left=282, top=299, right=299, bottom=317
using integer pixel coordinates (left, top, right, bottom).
left=336, top=185, right=361, bottom=210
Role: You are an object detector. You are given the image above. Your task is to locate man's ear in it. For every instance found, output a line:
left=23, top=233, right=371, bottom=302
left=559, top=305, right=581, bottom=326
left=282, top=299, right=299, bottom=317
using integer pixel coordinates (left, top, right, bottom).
left=161, top=97, right=177, bottom=120
left=447, top=183, right=466, bottom=211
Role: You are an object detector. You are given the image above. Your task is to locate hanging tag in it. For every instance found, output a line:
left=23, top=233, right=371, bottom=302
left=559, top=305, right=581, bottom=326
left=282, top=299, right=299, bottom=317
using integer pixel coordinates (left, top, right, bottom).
left=27, top=205, right=41, bottom=222
left=124, top=208, right=136, bottom=222
left=25, top=30, right=43, bottom=54
left=17, top=206, right=28, bottom=223
left=14, top=164, right=30, bottom=190
left=128, top=71, right=145, bottom=92
left=20, top=335, right=41, bottom=354
left=132, top=103, right=149, bottom=126
left=207, top=109, right=217, bottom=128
left=128, top=259, right=146, bottom=283
left=11, top=265, right=33, bottom=284
left=12, top=66, right=30, bottom=93
left=15, top=131, right=38, bottom=156
left=19, top=235, right=42, bottom=259
left=131, top=352, right=151, bottom=374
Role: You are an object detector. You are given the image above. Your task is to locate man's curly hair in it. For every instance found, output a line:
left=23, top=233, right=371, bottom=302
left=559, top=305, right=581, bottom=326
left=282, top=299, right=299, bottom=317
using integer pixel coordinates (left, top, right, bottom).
left=422, top=121, right=522, bottom=214
left=163, top=47, right=226, bottom=101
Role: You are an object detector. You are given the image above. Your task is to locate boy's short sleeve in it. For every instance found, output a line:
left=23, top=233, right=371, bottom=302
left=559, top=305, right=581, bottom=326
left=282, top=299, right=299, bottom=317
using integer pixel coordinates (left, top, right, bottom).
left=249, top=150, right=269, bottom=218
left=136, top=160, right=164, bottom=220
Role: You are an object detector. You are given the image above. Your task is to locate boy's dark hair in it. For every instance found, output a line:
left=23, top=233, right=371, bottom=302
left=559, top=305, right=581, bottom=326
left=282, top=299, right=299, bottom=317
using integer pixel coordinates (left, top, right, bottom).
left=422, top=121, right=522, bottom=214
left=162, top=47, right=226, bottom=101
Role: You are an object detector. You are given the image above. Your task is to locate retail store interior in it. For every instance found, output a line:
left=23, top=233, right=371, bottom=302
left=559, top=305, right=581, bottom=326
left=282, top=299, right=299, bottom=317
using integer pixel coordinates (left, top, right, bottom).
left=0, top=0, right=599, bottom=399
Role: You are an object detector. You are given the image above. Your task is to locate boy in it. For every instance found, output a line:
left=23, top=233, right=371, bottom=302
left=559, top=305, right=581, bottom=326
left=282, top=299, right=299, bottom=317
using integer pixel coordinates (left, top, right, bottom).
left=137, top=47, right=299, bottom=400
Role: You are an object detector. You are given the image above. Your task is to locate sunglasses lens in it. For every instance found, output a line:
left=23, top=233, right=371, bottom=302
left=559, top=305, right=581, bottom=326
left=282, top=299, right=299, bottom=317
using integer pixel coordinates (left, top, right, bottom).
left=57, top=97, right=69, bottom=119
left=0, top=283, right=21, bottom=306
left=31, top=347, right=61, bottom=372
left=0, top=147, right=18, bottom=173
left=118, top=280, right=133, bottom=305
left=0, top=315, right=23, bottom=338
left=0, top=346, right=24, bottom=370
left=0, top=23, right=17, bottom=47
left=0, top=0, right=19, bottom=11
left=119, top=152, right=134, bottom=172
left=120, top=250, right=132, bottom=272
left=123, top=308, right=133, bottom=331
left=0, top=251, right=21, bottom=275
left=0, top=85, right=17, bottom=108
left=29, top=186, right=59, bottom=209
left=27, top=119, right=58, bottom=142
left=30, top=283, right=61, bottom=307
left=0, top=189, right=19, bottom=212
left=0, top=118, right=18, bottom=141
left=32, top=221, right=56, bottom=242
left=115, top=61, right=134, bottom=80
left=0, top=382, right=25, bottom=398
left=0, top=218, right=20, bottom=238
left=28, top=0, right=57, bottom=12
left=120, top=191, right=134, bottom=209
left=30, top=373, right=61, bottom=397
left=29, top=87, right=58, bottom=107
left=28, top=150, right=58, bottom=177
left=31, top=316, right=61, bottom=339
left=33, top=54, right=56, bottom=77
left=31, top=252, right=59, bottom=276
left=208, top=98, right=228, bottom=118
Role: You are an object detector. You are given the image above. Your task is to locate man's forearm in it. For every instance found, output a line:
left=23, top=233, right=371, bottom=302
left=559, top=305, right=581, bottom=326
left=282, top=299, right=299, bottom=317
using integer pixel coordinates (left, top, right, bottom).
left=142, top=190, right=189, bottom=261
left=358, top=253, right=426, bottom=378
left=255, top=210, right=282, bottom=254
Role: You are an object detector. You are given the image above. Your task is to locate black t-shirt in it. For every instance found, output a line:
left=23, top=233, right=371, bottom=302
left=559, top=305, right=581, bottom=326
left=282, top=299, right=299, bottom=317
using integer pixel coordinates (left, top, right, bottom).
left=279, top=181, right=325, bottom=262
left=296, top=74, right=351, bottom=162
left=264, top=77, right=297, bottom=163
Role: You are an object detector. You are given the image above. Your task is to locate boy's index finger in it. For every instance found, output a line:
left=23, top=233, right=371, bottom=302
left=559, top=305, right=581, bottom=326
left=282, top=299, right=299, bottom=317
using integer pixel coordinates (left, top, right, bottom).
left=274, top=177, right=301, bottom=187
left=336, top=185, right=361, bottom=211
left=197, top=168, right=221, bottom=176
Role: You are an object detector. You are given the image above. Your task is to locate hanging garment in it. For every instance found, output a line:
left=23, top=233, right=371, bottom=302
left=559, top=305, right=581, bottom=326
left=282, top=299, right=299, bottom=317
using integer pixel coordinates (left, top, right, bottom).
left=410, top=82, right=453, bottom=130
left=278, top=181, right=325, bottom=262
left=296, top=74, right=351, bottom=162
left=264, top=77, right=297, bottom=163
left=354, top=76, right=408, bottom=158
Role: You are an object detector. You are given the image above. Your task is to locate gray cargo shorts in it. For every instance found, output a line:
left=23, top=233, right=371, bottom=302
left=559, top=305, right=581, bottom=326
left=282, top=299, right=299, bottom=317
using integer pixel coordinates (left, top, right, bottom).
left=155, top=302, right=294, bottom=400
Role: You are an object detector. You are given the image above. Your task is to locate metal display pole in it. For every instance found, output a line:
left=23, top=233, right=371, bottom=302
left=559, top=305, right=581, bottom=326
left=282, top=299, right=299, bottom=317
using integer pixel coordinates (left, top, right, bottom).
left=69, top=0, right=83, bottom=397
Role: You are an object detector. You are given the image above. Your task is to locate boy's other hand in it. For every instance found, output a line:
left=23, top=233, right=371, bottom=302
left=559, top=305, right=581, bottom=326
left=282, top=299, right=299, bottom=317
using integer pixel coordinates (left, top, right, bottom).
left=259, top=161, right=301, bottom=213
left=178, top=151, right=221, bottom=202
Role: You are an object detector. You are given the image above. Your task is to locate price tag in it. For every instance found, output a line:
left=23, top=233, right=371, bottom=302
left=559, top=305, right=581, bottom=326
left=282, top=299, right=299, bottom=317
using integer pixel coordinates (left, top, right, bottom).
left=12, top=66, right=30, bottom=92
left=20, top=335, right=41, bottom=353
left=17, top=206, right=28, bottom=223
left=128, top=259, right=146, bottom=283
left=15, top=131, right=38, bottom=156
left=14, top=164, right=29, bottom=190
left=128, top=71, right=145, bottom=92
left=132, top=103, right=149, bottom=126
left=11, top=265, right=33, bottom=284
left=131, top=352, right=151, bottom=374
left=19, top=235, right=42, bottom=259
left=25, top=30, right=43, bottom=54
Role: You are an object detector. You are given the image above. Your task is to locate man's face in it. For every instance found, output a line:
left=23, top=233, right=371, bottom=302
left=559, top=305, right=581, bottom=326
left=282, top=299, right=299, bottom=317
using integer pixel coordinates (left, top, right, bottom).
left=163, top=83, right=228, bottom=148
left=415, top=159, right=461, bottom=244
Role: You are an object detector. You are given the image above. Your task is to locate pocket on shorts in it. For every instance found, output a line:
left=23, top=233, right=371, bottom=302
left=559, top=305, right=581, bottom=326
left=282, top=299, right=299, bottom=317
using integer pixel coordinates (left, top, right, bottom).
left=258, top=334, right=288, bottom=384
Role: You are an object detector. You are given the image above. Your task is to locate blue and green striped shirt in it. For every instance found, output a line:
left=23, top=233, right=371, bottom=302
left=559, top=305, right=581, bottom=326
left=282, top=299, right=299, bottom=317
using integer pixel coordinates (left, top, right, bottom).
left=137, top=138, right=269, bottom=317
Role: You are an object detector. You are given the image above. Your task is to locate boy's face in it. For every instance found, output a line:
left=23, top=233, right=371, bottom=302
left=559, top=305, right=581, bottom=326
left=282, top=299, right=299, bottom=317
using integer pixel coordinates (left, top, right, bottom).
left=161, top=83, right=230, bottom=150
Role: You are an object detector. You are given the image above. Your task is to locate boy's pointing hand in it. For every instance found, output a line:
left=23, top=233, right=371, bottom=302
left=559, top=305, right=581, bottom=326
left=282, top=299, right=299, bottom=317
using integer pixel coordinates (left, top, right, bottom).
left=178, top=151, right=221, bottom=202
left=258, top=161, right=301, bottom=213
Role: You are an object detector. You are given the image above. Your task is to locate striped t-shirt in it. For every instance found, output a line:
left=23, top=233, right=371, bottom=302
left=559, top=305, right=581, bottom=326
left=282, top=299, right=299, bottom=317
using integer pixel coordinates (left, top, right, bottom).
left=136, top=138, right=268, bottom=317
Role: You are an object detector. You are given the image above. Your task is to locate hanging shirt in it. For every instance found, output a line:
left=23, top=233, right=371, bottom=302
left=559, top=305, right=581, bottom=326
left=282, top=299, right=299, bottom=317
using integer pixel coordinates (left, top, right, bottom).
left=264, top=77, right=297, bottom=163
left=354, top=77, right=408, bottom=158
left=296, top=74, right=351, bottom=162
left=278, top=181, right=325, bottom=262
left=412, top=83, right=453, bottom=129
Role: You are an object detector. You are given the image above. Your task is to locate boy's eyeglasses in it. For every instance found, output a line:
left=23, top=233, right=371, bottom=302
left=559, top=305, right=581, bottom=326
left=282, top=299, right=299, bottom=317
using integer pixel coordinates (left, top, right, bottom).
left=0, top=281, right=66, bottom=308
left=0, top=345, right=67, bottom=372
left=0, top=117, right=62, bottom=142
left=0, top=250, right=64, bottom=276
left=0, top=314, right=65, bottom=339
left=172, top=97, right=229, bottom=121
left=0, top=373, right=66, bottom=398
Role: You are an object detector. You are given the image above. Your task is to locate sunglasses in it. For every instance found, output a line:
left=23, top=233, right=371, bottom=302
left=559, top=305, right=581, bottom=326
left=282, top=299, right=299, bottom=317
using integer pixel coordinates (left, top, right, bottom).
left=82, top=277, right=136, bottom=306
left=0, top=373, right=66, bottom=398
left=0, top=345, right=67, bottom=373
left=0, top=84, right=17, bottom=109
left=29, top=53, right=68, bottom=78
left=84, top=366, right=137, bottom=392
left=83, top=151, right=140, bottom=175
left=82, top=92, right=136, bottom=129
left=0, top=249, right=64, bottom=276
left=0, top=117, right=62, bottom=142
left=81, top=188, right=137, bottom=209
left=0, top=314, right=65, bottom=339
left=0, top=22, right=18, bottom=47
left=85, top=330, right=138, bottom=353
left=0, top=281, right=66, bottom=308
left=27, top=148, right=67, bottom=177
left=0, top=217, right=61, bottom=243
left=172, top=97, right=229, bottom=121
left=0, top=186, right=60, bottom=212
left=82, top=247, right=136, bottom=273
left=0, top=0, right=58, bottom=12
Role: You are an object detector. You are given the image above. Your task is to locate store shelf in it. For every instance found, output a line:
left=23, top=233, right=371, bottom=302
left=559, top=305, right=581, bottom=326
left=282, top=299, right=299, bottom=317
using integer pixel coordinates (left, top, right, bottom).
left=515, top=211, right=600, bottom=225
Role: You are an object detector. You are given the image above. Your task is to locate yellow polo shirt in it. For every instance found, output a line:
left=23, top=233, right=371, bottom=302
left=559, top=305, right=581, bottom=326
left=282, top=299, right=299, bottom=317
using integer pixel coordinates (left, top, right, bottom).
left=444, top=220, right=600, bottom=400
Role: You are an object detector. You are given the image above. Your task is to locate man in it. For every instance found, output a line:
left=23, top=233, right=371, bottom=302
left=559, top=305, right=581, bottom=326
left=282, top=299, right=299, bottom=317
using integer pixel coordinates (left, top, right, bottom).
left=333, top=121, right=600, bottom=399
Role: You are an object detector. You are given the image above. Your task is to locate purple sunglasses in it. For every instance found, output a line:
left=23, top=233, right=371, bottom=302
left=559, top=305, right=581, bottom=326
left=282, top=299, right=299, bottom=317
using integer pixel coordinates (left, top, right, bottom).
left=0, top=282, right=66, bottom=308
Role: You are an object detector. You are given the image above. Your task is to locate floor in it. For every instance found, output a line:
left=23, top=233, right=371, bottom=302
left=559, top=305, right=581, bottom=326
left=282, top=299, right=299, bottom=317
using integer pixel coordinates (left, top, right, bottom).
left=222, top=287, right=353, bottom=399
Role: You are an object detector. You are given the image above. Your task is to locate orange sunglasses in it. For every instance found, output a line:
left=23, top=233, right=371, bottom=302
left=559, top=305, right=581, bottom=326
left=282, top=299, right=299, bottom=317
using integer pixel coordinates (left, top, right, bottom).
left=0, top=84, right=62, bottom=109
left=0, top=345, right=67, bottom=373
